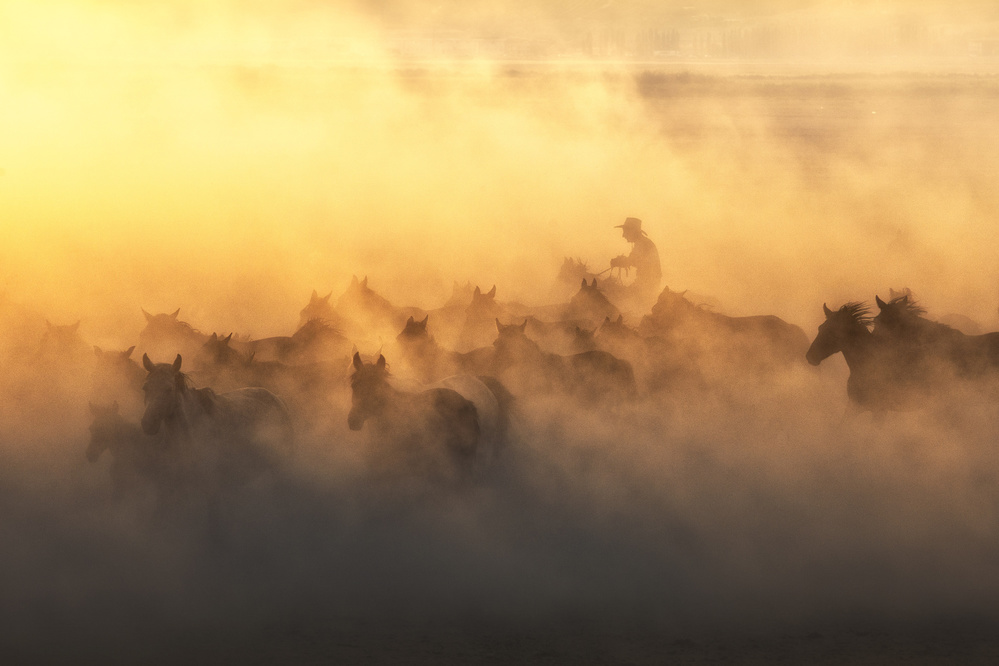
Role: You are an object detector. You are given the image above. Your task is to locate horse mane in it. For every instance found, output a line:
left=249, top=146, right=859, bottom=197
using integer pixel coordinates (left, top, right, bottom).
left=295, top=318, right=341, bottom=338
left=840, top=302, right=874, bottom=327
left=887, top=295, right=927, bottom=318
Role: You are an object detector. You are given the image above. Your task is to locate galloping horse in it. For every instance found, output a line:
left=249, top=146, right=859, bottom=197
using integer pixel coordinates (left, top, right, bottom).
left=873, top=294, right=999, bottom=378
left=348, top=353, right=484, bottom=479
left=807, top=302, right=929, bottom=415
left=141, top=354, right=294, bottom=503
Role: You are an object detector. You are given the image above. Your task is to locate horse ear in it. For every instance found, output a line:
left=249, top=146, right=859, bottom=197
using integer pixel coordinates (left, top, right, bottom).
left=520, top=320, right=528, bottom=332
left=170, top=309, right=180, bottom=319
left=350, top=275, right=359, bottom=287
left=323, top=291, right=332, bottom=302
left=900, top=294, right=909, bottom=304
left=70, top=320, right=81, bottom=333
left=142, top=309, right=153, bottom=322
left=487, top=285, right=496, bottom=298
left=581, top=278, right=587, bottom=289
left=311, top=289, right=319, bottom=300
left=123, top=346, right=135, bottom=359
left=474, top=286, right=481, bottom=296
left=495, top=318, right=503, bottom=332
left=876, top=295, right=887, bottom=309
left=362, top=276, right=368, bottom=288
left=209, top=332, right=218, bottom=341
left=590, top=279, right=598, bottom=288
left=223, top=333, right=233, bottom=345
left=376, top=354, right=386, bottom=369
left=823, top=303, right=833, bottom=317
left=352, top=352, right=363, bottom=371
left=617, top=314, right=623, bottom=323
left=172, top=354, right=182, bottom=372
left=142, top=353, right=155, bottom=372
left=406, top=315, right=414, bottom=325
left=420, top=315, right=428, bottom=327
left=93, top=345, right=102, bottom=357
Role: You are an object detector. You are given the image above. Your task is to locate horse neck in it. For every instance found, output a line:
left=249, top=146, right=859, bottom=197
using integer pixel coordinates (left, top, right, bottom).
left=836, top=325, right=878, bottom=371
left=163, top=388, right=205, bottom=442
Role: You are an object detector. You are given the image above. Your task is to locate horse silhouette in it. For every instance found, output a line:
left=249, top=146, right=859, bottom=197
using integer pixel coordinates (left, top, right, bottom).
left=235, top=319, right=351, bottom=365
left=336, top=275, right=427, bottom=339
left=139, top=309, right=210, bottom=361
left=457, top=285, right=520, bottom=352
left=92, top=345, right=145, bottom=418
left=563, top=279, right=621, bottom=324
left=396, top=314, right=496, bottom=383
left=140, top=353, right=294, bottom=518
left=807, top=301, right=933, bottom=415
left=873, top=294, right=999, bottom=378
left=640, top=287, right=808, bottom=370
left=491, top=319, right=636, bottom=403
left=348, top=352, right=481, bottom=480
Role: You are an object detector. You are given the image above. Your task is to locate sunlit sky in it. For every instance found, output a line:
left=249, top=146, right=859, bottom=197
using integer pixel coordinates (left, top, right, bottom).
left=1, top=0, right=998, bottom=343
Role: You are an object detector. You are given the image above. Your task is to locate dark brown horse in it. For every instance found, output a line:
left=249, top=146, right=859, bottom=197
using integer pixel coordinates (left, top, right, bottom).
left=873, top=294, right=999, bottom=379
left=348, top=353, right=480, bottom=480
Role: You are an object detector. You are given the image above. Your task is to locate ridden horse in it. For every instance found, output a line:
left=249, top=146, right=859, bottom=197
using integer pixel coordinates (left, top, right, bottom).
left=873, top=294, right=999, bottom=378
left=348, top=353, right=482, bottom=479
left=141, top=354, right=294, bottom=513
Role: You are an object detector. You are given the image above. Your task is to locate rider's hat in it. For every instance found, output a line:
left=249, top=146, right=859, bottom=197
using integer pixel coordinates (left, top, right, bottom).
left=615, top=217, right=647, bottom=235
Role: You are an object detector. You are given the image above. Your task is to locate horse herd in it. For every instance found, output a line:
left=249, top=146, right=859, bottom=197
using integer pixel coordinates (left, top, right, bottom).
left=18, top=274, right=999, bottom=515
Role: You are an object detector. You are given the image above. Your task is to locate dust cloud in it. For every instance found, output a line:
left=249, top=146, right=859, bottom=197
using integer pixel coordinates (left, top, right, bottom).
left=3, top=1, right=999, bottom=663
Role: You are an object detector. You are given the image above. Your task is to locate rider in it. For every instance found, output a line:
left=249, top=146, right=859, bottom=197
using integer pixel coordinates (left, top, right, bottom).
left=610, top=217, right=662, bottom=306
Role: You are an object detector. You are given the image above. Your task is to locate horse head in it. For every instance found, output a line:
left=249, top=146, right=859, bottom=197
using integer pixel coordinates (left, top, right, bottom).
left=806, top=302, right=872, bottom=366
left=140, top=353, right=186, bottom=435
left=348, top=352, right=390, bottom=431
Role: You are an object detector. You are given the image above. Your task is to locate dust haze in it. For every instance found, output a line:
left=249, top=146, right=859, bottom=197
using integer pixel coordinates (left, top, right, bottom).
left=3, top=0, right=999, bottom=663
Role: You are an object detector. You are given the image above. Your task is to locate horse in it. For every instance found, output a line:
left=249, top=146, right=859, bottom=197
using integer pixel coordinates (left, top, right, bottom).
left=492, top=319, right=637, bottom=403
left=456, top=285, right=511, bottom=352
left=807, top=302, right=932, bottom=415
left=140, top=353, right=294, bottom=520
left=348, top=353, right=482, bottom=480
left=873, top=294, right=999, bottom=378
left=86, top=401, right=172, bottom=503
left=395, top=315, right=495, bottom=383
left=336, top=275, right=427, bottom=339
left=91, top=345, right=145, bottom=418
left=139, top=309, right=210, bottom=361
left=886, top=287, right=984, bottom=336
left=563, top=279, right=621, bottom=324
left=639, top=286, right=809, bottom=371
left=299, top=289, right=335, bottom=328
